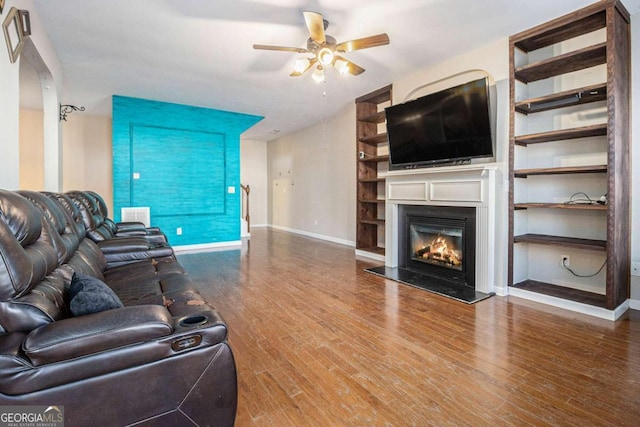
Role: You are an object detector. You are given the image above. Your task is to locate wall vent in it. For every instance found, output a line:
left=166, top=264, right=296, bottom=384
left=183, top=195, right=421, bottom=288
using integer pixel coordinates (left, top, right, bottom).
left=121, top=207, right=151, bottom=227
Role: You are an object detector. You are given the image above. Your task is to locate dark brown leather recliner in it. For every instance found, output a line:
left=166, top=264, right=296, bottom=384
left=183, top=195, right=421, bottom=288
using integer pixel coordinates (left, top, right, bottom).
left=67, top=190, right=167, bottom=244
left=64, top=191, right=174, bottom=268
left=0, top=189, right=237, bottom=426
left=85, top=190, right=168, bottom=243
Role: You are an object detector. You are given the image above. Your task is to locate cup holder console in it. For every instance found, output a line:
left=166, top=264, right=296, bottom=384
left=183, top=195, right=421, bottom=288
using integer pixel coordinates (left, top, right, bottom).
left=179, top=315, right=208, bottom=327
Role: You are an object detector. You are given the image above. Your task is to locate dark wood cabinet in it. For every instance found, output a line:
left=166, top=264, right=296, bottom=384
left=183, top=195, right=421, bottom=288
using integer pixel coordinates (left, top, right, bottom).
left=508, top=0, right=630, bottom=313
left=355, top=85, right=392, bottom=258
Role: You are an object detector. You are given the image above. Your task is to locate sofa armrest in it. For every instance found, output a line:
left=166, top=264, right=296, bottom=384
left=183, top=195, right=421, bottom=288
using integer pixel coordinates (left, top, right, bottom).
left=23, top=305, right=174, bottom=366
left=97, top=237, right=152, bottom=253
left=114, top=221, right=147, bottom=233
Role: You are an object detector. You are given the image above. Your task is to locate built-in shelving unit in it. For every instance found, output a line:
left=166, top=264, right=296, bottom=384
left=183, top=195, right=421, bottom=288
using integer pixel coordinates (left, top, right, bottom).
left=355, top=85, right=392, bottom=259
left=508, top=0, right=630, bottom=315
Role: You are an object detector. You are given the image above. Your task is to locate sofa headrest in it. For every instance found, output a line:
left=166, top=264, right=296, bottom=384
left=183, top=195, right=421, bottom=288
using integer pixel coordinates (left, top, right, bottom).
left=87, top=190, right=109, bottom=218
left=0, top=190, right=58, bottom=301
left=45, top=192, right=86, bottom=240
left=67, top=191, right=104, bottom=230
left=18, top=191, right=82, bottom=265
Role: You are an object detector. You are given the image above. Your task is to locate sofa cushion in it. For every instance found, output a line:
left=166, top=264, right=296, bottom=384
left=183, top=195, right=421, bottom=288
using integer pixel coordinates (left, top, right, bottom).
left=69, top=273, right=124, bottom=316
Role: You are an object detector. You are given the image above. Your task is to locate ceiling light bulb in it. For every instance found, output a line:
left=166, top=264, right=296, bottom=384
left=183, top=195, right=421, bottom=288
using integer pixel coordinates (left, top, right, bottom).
left=317, top=47, right=334, bottom=66
left=334, top=59, right=349, bottom=75
left=294, top=58, right=310, bottom=74
left=312, top=65, right=325, bottom=83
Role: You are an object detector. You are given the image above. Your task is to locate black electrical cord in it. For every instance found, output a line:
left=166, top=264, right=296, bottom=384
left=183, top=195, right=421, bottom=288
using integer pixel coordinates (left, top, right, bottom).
left=564, top=192, right=595, bottom=205
left=562, top=257, right=606, bottom=278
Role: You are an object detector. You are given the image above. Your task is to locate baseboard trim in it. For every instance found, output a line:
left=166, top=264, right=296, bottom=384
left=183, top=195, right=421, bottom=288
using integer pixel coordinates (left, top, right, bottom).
left=269, top=225, right=355, bottom=247
left=508, top=287, right=629, bottom=321
left=355, top=249, right=385, bottom=263
left=630, top=299, right=640, bottom=311
left=174, top=240, right=242, bottom=254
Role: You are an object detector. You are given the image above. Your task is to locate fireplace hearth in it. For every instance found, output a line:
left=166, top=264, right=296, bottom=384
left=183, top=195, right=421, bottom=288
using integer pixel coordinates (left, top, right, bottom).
left=367, top=204, right=492, bottom=304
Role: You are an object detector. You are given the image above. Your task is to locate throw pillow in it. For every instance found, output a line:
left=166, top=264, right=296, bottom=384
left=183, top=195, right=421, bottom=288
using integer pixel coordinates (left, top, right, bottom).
left=69, top=272, right=124, bottom=316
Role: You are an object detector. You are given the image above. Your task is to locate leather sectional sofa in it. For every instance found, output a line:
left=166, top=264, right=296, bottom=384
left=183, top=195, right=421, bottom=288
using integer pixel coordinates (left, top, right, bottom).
left=0, top=189, right=237, bottom=426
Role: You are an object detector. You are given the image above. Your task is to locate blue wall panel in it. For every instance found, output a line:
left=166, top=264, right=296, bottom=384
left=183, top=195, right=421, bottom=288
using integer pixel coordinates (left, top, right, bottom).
left=112, top=96, right=262, bottom=245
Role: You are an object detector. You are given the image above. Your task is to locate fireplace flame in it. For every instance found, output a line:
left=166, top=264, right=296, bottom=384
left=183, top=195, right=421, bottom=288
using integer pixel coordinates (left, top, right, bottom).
left=416, top=235, right=462, bottom=267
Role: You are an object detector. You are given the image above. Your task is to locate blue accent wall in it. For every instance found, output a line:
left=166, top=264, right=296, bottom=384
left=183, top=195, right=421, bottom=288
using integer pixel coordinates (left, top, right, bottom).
left=112, top=96, right=262, bottom=245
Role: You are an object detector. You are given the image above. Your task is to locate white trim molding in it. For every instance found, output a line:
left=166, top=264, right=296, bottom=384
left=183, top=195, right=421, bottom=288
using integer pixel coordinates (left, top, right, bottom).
left=269, top=224, right=356, bottom=248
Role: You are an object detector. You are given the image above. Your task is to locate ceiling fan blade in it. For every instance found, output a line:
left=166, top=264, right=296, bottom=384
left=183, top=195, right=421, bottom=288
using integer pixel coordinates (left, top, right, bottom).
left=303, top=11, right=326, bottom=45
left=335, top=33, right=390, bottom=53
left=253, top=44, right=308, bottom=53
left=290, top=58, right=318, bottom=77
left=335, top=55, right=365, bottom=76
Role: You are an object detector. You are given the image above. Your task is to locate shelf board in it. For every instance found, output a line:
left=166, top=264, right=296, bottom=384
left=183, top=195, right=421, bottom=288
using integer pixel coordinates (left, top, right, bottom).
left=356, top=246, right=386, bottom=256
left=513, top=233, right=606, bottom=251
left=359, top=111, right=387, bottom=124
left=514, top=202, right=607, bottom=211
left=359, top=219, right=385, bottom=226
left=511, top=279, right=606, bottom=308
left=358, top=198, right=385, bottom=204
left=360, top=154, right=389, bottom=163
left=515, top=83, right=607, bottom=115
left=514, top=123, right=607, bottom=146
left=514, top=165, right=607, bottom=178
left=356, top=85, right=392, bottom=104
left=513, top=11, right=606, bottom=52
left=359, top=133, right=388, bottom=145
left=514, top=42, right=606, bottom=83
left=359, top=177, right=385, bottom=183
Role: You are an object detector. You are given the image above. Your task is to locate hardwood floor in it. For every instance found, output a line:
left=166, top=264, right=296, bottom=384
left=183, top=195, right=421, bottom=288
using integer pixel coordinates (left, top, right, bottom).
left=178, top=228, right=640, bottom=426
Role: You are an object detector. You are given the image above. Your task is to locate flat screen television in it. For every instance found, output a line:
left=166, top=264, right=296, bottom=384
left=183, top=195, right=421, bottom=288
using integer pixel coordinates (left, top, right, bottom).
left=385, top=77, right=493, bottom=170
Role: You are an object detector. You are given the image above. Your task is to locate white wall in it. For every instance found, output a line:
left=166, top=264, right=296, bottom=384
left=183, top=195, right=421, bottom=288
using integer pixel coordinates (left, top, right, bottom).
left=631, top=12, right=640, bottom=302
left=61, top=114, right=113, bottom=210
left=240, top=138, right=268, bottom=227
left=0, top=0, right=62, bottom=190
left=267, top=103, right=356, bottom=245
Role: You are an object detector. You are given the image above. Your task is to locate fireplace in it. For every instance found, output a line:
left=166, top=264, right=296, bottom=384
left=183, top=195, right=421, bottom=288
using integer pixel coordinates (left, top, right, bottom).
left=399, top=205, right=476, bottom=288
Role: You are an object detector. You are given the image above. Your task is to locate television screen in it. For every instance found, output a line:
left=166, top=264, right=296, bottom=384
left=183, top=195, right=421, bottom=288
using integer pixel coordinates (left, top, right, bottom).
left=385, top=77, right=493, bottom=169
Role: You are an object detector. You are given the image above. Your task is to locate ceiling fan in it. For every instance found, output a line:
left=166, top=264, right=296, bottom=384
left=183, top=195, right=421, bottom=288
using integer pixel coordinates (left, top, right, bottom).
left=253, top=11, right=390, bottom=81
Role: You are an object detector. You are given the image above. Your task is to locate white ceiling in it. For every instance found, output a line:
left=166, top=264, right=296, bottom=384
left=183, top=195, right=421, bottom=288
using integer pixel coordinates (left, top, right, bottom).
left=31, top=0, right=640, bottom=141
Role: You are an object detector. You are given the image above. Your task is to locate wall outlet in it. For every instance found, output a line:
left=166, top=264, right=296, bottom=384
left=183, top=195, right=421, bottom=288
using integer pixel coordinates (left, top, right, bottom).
left=632, top=262, right=640, bottom=277
left=561, top=254, right=570, bottom=268
left=176, top=227, right=182, bottom=236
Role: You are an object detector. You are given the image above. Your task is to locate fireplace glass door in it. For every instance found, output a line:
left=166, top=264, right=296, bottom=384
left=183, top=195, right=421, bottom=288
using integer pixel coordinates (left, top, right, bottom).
left=409, top=223, right=463, bottom=271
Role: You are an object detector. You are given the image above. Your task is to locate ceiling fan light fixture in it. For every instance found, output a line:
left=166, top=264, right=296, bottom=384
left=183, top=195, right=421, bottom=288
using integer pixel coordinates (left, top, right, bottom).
left=294, top=57, right=311, bottom=74
left=312, top=65, right=325, bottom=83
left=317, top=47, right=334, bottom=65
left=334, top=59, right=349, bottom=75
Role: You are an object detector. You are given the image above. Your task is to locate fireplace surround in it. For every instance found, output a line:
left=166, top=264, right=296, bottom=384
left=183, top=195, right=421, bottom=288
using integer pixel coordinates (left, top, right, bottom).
left=382, top=163, right=502, bottom=298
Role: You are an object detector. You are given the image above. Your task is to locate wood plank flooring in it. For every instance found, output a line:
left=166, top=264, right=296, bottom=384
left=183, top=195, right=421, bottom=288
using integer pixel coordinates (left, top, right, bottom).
left=178, top=228, right=640, bottom=426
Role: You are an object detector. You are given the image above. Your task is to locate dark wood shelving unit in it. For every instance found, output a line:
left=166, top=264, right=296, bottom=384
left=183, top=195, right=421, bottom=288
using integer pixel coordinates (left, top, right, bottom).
left=356, top=85, right=392, bottom=258
left=508, top=0, right=630, bottom=313
left=514, top=202, right=607, bottom=211
left=359, top=133, right=388, bottom=146
left=514, top=42, right=606, bottom=83
left=359, top=111, right=387, bottom=124
left=359, top=154, right=389, bottom=163
left=513, top=11, right=606, bottom=52
left=514, top=165, right=607, bottom=178
left=514, top=124, right=607, bottom=146
left=515, top=83, right=607, bottom=114
left=514, top=233, right=606, bottom=251
left=511, top=280, right=607, bottom=308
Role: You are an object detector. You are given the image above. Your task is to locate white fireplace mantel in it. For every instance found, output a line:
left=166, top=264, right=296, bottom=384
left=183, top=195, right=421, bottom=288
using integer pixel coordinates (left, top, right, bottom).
left=383, top=163, right=502, bottom=294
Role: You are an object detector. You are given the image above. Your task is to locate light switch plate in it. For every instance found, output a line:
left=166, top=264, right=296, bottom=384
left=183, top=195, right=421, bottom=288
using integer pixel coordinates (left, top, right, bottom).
left=632, top=262, right=640, bottom=277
